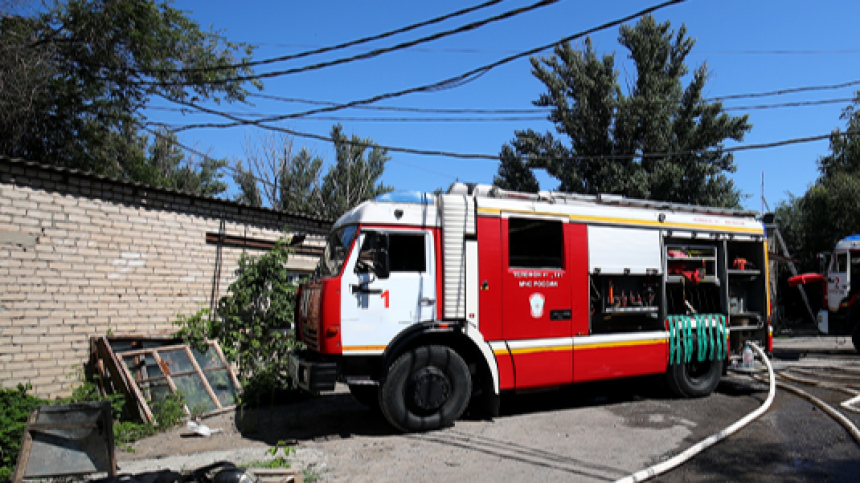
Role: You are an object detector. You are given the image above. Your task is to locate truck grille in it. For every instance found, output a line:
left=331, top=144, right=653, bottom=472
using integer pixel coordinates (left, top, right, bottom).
left=300, top=287, right=321, bottom=350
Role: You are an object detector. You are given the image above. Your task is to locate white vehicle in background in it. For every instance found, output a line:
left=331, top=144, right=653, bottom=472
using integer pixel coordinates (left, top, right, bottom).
left=790, top=235, right=860, bottom=352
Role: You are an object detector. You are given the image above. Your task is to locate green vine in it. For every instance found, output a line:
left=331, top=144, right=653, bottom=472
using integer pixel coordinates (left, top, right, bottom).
left=177, top=233, right=305, bottom=404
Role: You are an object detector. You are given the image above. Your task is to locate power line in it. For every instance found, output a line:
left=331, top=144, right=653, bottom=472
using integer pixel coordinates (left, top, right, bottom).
left=136, top=124, right=459, bottom=185
left=248, top=80, right=860, bottom=114
left=140, top=0, right=560, bottom=86
left=714, top=80, right=860, bottom=101
left=148, top=95, right=855, bottom=128
left=247, top=93, right=549, bottom=114
left=694, top=49, right=860, bottom=55
left=724, top=98, right=854, bottom=111
left=169, top=0, right=687, bottom=132
left=155, top=97, right=860, bottom=163
left=144, top=0, right=502, bottom=74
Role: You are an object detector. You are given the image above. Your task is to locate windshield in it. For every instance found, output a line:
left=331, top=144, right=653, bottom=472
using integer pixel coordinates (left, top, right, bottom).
left=318, top=226, right=358, bottom=278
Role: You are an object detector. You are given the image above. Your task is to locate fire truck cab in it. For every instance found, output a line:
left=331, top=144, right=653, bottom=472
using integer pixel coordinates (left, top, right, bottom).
left=289, top=184, right=772, bottom=432
left=809, top=235, right=860, bottom=351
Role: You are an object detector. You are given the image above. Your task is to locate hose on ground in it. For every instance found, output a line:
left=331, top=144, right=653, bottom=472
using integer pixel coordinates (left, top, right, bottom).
left=774, top=368, right=860, bottom=413
left=752, top=376, right=860, bottom=445
left=614, top=343, right=775, bottom=483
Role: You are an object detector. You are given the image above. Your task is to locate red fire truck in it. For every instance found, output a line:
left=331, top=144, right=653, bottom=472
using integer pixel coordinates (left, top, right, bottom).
left=289, top=184, right=772, bottom=432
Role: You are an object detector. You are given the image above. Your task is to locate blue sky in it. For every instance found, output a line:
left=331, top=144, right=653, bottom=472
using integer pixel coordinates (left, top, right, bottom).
left=152, top=0, right=860, bottom=211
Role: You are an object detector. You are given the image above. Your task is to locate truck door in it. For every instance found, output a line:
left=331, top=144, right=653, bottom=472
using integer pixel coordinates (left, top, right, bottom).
left=340, top=229, right=436, bottom=353
left=501, top=217, right=577, bottom=388
left=828, top=251, right=849, bottom=312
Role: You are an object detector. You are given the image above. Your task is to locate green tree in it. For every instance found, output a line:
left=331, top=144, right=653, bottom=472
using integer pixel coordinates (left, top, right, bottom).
left=498, top=15, right=751, bottom=207
left=233, top=131, right=325, bottom=214
left=233, top=161, right=263, bottom=207
left=320, top=124, right=393, bottom=219
left=0, top=0, right=258, bottom=181
left=128, top=129, right=228, bottom=196
left=177, top=236, right=300, bottom=385
left=493, top=145, right=539, bottom=192
left=280, top=148, right=324, bottom=215
left=777, top=96, right=860, bottom=270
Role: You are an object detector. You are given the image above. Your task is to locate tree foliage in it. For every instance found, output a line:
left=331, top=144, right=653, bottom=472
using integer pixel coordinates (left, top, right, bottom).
left=0, top=0, right=256, bottom=192
left=233, top=131, right=324, bottom=212
left=235, top=125, right=392, bottom=219
left=776, top=96, right=860, bottom=270
left=496, top=15, right=751, bottom=207
left=127, top=129, right=228, bottom=196
left=319, top=124, right=393, bottom=218
left=177, top=236, right=300, bottom=386
left=494, top=145, right=539, bottom=192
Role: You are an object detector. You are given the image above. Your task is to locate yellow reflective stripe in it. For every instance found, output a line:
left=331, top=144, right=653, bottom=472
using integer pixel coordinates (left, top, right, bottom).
left=508, top=345, right=573, bottom=355
left=502, top=337, right=668, bottom=355
left=342, top=345, right=386, bottom=352
left=574, top=338, right=668, bottom=351
left=476, top=207, right=763, bottom=235
left=764, top=240, right=772, bottom=316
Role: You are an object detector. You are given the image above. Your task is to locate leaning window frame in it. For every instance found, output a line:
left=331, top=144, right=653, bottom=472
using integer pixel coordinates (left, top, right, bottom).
left=117, top=342, right=240, bottom=422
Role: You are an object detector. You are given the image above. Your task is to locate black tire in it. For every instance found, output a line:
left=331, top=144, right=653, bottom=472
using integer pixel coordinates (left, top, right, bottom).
left=348, top=384, right=380, bottom=410
left=380, top=345, right=472, bottom=432
left=665, top=354, right=724, bottom=398
left=852, top=323, right=860, bottom=355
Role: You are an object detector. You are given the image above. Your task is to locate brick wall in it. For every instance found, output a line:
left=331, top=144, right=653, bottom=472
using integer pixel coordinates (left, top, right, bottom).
left=0, top=157, right=331, bottom=398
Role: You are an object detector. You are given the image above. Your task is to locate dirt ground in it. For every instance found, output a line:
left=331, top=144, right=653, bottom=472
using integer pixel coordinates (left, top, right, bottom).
left=116, top=336, right=860, bottom=482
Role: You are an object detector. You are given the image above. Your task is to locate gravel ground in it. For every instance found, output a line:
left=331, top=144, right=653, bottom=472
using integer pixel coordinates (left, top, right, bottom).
left=115, top=336, right=860, bottom=482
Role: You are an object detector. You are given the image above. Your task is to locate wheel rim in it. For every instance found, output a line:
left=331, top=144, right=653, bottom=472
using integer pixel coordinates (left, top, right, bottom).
left=407, top=366, right=451, bottom=415
left=686, top=360, right=712, bottom=381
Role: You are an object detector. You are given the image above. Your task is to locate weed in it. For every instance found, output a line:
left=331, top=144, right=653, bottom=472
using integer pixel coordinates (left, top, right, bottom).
left=242, top=441, right=295, bottom=469
left=0, top=384, right=50, bottom=480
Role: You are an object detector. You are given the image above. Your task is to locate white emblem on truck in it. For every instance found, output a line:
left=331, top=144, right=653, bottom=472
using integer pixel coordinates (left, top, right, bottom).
left=529, top=293, right=545, bottom=318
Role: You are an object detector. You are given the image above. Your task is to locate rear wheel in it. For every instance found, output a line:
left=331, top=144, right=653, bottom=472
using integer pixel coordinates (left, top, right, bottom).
left=852, top=324, right=860, bottom=354
left=666, top=354, right=724, bottom=398
left=380, top=345, right=472, bottom=432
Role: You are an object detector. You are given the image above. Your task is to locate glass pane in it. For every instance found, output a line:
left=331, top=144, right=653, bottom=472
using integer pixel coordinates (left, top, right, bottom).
left=123, top=354, right=160, bottom=382
left=204, top=369, right=238, bottom=407
left=388, top=234, right=426, bottom=272
left=173, top=374, right=216, bottom=413
left=158, top=349, right=195, bottom=375
left=191, top=346, right=224, bottom=370
left=509, top=218, right=564, bottom=269
left=137, top=377, right=171, bottom=405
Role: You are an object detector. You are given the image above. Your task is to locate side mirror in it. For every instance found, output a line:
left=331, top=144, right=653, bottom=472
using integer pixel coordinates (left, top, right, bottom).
left=371, top=232, right=390, bottom=280
left=818, top=252, right=830, bottom=274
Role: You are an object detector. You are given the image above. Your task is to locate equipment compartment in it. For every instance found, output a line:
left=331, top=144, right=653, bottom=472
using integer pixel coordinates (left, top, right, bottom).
left=590, top=275, right=662, bottom=334
left=725, top=240, right=768, bottom=326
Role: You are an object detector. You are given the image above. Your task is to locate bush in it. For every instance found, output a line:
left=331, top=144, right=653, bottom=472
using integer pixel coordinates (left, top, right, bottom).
left=177, top=234, right=304, bottom=404
left=0, top=384, right=49, bottom=480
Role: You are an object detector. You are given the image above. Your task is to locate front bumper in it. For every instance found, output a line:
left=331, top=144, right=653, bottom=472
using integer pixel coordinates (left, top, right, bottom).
left=288, top=350, right=338, bottom=393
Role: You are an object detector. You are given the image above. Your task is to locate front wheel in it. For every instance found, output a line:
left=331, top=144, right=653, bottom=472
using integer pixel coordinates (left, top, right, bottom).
left=380, top=345, right=472, bottom=432
left=665, top=356, right=723, bottom=398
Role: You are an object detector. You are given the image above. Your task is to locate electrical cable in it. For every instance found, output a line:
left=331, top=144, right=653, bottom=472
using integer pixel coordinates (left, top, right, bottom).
left=136, top=124, right=460, bottom=188
left=157, top=95, right=860, bottom=162
left=614, top=343, right=775, bottom=483
left=143, top=0, right=503, bottom=74
left=713, top=79, right=860, bottom=101
left=139, top=0, right=560, bottom=86
left=244, top=92, right=856, bottom=114
left=145, top=97, right=854, bottom=122
left=168, top=0, right=686, bottom=129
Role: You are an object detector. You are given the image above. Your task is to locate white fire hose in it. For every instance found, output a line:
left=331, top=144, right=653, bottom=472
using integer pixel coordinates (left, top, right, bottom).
left=617, top=343, right=860, bottom=483
left=614, top=343, right=775, bottom=483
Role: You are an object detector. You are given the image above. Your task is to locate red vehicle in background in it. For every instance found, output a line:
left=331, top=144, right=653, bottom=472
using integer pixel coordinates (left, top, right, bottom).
left=790, top=235, right=860, bottom=352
